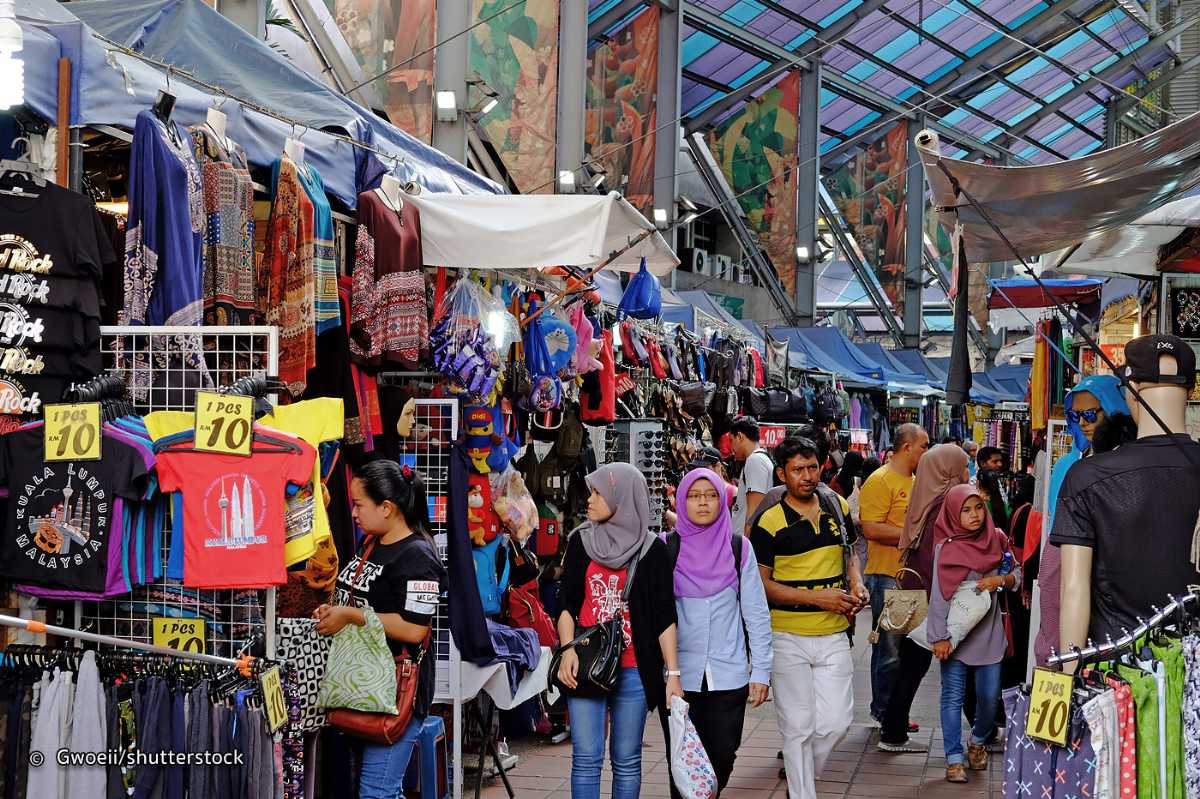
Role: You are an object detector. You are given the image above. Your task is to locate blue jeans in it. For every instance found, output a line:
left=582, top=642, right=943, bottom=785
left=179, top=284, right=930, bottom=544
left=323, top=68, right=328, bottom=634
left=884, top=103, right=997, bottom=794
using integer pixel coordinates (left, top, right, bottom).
left=359, top=715, right=425, bottom=799
left=865, top=574, right=901, bottom=720
left=940, top=660, right=1001, bottom=764
left=567, top=668, right=648, bottom=799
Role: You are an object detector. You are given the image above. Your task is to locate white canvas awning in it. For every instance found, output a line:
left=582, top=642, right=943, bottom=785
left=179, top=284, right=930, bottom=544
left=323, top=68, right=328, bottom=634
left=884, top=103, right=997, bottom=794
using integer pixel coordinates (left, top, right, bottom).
left=403, top=191, right=680, bottom=275
left=1039, top=195, right=1200, bottom=277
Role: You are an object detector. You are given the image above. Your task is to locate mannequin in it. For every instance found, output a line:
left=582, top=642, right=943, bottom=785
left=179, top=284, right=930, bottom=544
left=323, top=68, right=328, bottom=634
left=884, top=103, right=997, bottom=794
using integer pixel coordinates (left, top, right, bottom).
left=377, top=173, right=405, bottom=210
left=1054, top=335, right=1200, bottom=670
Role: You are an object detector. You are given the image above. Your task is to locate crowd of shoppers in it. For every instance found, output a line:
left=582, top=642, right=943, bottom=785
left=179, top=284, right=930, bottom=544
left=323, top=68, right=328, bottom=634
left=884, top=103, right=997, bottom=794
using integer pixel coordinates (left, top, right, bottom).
left=553, top=417, right=1025, bottom=798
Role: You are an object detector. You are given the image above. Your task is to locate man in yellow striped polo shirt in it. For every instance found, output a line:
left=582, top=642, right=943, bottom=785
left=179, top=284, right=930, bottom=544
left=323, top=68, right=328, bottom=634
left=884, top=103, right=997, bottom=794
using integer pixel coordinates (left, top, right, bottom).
left=750, top=435, right=868, bottom=799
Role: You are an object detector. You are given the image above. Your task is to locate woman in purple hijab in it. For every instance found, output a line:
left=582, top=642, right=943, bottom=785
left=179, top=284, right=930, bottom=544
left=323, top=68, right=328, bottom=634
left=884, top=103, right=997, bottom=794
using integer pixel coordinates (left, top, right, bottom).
left=668, top=467, right=774, bottom=794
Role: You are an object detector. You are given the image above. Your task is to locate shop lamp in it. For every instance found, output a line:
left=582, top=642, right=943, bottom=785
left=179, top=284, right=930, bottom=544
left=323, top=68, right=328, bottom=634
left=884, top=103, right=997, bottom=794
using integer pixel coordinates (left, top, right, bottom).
left=795, top=245, right=811, bottom=263
left=435, top=90, right=458, bottom=123
left=653, top=208, right=669, bottom=227
left=557, top=170, right=576, bottom=194
left=0, top=0, right=23, bottom=111
left=478, top=97, right=498, bottom=115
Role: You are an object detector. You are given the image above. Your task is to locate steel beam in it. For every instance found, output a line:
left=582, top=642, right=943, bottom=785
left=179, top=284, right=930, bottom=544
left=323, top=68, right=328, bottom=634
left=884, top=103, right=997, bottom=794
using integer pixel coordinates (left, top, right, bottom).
left=796, top=64, right=821, bottom=325
left=1113, top=52, right=1200, bottom=113
left=966, top=8, right=1200, bottom=158
left=823, top=0, right=1092, bottom=161
left=684, top=0, right=890, bottom=132
left=903, top=120, right=924, bottom=348
left=433, top=0, right=469, bottom=163
left=655, top=1, right=682, bottom=237
left=557, top=0, right=588, bottom=190
left=681, top=2, right=1012, bottom=160
left=588, top=0, right=649, bottom=41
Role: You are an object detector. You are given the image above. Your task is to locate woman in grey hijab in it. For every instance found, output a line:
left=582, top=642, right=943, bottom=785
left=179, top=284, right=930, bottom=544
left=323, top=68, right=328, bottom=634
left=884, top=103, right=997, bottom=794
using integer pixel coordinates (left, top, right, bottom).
left=557, top=462, right=682, bottom=799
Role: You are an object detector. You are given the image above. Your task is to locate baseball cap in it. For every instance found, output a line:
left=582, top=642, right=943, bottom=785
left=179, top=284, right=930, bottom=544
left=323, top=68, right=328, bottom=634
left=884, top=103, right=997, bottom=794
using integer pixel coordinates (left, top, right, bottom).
left=1122, top=334, right=1197, bottom=389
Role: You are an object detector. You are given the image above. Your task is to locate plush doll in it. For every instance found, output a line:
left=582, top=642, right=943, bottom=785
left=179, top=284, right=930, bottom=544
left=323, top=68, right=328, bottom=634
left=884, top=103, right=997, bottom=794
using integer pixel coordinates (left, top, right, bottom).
left=464, top=405, right=495, bottom=474
left=466, top=474, right=499, bottom=545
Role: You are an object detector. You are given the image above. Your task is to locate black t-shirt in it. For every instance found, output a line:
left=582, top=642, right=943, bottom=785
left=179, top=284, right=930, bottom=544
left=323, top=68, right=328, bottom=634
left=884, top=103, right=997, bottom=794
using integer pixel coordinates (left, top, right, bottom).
left=1049, top=434, right=1200, bottom=641
left=0, top=426, right=150, bottom=591
left=333, top=534, right=446, bottom=717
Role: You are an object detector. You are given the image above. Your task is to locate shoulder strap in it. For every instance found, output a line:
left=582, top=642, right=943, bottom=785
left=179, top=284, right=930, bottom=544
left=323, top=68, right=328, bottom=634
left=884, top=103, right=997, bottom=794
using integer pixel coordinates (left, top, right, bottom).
left=731, top=534, right=743, bottom=576
left=667, top=531, right=681, bottom=570
left=351, top=536, right=378, bottom=585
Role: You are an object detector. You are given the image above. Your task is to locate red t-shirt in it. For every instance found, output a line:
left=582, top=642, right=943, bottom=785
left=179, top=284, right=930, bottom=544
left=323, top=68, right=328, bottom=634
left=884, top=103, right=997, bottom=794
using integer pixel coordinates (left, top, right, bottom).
left=157, top=436, right=315, bottom=589
left=578, top=561, right=636, bottom=669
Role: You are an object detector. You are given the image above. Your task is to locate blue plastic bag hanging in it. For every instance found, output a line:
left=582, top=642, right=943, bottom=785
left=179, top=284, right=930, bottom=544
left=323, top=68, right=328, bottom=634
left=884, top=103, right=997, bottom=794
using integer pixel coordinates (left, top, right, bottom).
left=618, top=257, right=662, bottom=320
left=524, top=299, right=573, bottom=412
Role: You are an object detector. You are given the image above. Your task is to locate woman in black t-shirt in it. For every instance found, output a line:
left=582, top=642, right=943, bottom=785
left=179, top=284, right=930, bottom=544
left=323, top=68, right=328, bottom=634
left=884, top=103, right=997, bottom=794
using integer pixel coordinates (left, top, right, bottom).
left=314, top=460, right=445, bottom=799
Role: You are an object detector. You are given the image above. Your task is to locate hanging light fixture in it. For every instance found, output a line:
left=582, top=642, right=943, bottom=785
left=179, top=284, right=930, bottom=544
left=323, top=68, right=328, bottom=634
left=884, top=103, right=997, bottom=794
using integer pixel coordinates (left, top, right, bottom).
left=0, top=0, right=23, bottom=111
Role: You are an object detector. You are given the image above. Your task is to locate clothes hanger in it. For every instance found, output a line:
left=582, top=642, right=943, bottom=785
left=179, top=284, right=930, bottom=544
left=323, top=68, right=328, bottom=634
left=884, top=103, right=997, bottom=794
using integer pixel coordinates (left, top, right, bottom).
left=0, top=137, right=46, bottom=197
left=155, top=427, right=301, bottom=455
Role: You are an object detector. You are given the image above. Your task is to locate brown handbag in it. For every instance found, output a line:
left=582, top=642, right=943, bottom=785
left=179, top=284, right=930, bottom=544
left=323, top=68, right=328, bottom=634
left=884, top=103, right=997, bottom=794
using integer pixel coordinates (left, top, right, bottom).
left=325, top=538, right=432, bottom=745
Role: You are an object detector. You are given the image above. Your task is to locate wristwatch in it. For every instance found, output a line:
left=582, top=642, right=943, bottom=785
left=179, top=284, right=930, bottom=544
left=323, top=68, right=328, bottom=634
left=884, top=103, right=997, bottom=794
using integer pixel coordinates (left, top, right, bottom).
left=665, top=670, right=682, bottom=679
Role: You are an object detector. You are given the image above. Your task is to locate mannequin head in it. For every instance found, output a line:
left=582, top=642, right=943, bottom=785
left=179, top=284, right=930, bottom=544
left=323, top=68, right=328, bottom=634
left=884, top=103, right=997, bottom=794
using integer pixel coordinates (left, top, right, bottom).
left=1122, top=335, right=1195, bottom=438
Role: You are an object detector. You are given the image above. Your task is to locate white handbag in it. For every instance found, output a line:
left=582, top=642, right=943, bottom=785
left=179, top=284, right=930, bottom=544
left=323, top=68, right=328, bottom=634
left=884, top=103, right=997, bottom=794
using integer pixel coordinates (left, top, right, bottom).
left=668, top=696, right=719, bottom=799
left=908, top=580, right=993, bottom=651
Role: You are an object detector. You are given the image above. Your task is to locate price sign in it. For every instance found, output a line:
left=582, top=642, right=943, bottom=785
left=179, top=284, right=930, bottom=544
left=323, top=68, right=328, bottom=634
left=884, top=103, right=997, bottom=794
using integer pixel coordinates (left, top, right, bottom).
left=194, top=391, right=253, bottom=456
left=1026, top=667, right=1074, bottom=746
left=152, top=618, right=206, bottom=655
left=259, top=666, right=287, bottom=733
left=44, top=403, right=102, bottom=462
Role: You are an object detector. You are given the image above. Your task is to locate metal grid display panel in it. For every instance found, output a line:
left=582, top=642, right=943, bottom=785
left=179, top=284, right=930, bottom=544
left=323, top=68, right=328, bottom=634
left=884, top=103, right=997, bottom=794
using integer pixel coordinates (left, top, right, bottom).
left=605, top=420, right=667, bottom=533
left=395, top=399, right=459, bottom=703
left=76, top=326, right=278, bottom=659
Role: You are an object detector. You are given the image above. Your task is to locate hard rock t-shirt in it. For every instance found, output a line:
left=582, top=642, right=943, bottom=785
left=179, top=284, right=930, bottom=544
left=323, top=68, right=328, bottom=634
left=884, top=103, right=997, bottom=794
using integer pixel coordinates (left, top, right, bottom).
left=0, top=426, right=149, bottom=591
left=156, top=435, right=315, bottom=589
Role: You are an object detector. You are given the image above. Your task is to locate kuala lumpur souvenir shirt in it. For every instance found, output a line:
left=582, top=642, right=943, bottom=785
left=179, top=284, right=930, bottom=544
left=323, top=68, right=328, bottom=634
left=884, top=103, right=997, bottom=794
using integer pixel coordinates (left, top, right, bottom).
left=0, top=426, right=150, bottom=592
left=156, top=433, right=316, bottom=589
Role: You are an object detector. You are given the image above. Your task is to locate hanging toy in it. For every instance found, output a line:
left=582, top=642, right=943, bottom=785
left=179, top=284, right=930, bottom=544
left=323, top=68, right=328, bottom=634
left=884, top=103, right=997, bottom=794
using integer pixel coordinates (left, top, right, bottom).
left=430, top=278, right=506, bottom=401
left=467, top=473, right=499, bottom=545
left=464, top=405, right=496, bottom=474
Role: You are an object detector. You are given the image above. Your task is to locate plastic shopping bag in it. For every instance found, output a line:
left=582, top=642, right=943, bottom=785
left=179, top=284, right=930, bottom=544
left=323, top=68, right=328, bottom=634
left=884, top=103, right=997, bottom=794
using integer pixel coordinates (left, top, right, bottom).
left=908, top=580, right=993, bottom=651
left=668, top=696, right=718, bottom=799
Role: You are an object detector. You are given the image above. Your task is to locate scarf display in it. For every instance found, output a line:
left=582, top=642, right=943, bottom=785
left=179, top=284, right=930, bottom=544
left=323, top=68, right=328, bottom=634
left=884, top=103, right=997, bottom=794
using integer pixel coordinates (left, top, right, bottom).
left=900, top=444, right=970, bottom=551
left=933, top=484, right=1007, bottom=600
left=672, top=469, right=738, bottom=599
left=579, top=462, right=654, bottom=569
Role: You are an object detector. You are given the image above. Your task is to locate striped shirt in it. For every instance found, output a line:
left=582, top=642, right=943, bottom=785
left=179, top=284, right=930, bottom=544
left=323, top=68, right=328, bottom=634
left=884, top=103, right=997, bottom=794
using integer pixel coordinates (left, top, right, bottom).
left=749, top=494, right=854, bottom=636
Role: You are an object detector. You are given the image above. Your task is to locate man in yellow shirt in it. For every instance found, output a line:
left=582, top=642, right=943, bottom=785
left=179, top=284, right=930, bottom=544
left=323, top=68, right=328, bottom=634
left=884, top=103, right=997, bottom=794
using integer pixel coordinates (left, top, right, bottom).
left=858, top=423, right=928, bottom=728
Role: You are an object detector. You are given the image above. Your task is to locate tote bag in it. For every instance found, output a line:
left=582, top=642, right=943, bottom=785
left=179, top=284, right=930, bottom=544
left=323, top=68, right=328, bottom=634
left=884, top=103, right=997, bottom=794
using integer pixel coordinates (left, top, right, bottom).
left=668, top=696, right=718, bottom=799
left=907, top=580, right=993, bottom=651
left=316, top=606, right=399, bottom=714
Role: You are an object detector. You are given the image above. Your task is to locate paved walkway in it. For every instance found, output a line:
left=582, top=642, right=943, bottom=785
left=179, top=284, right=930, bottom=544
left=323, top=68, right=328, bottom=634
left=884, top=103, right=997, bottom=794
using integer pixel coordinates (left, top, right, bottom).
left=478, top=615, right=1005, bottom=799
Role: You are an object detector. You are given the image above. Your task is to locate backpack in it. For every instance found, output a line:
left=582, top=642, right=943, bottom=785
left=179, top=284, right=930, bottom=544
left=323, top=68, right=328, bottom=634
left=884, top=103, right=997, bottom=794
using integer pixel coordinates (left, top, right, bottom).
left=666, top=532, right=744, bottom=577
left=506, top=579, right=558, bottom=648
left=472, top=536, right=511, bottom=617
left=617, top=257, right=662, bottom=320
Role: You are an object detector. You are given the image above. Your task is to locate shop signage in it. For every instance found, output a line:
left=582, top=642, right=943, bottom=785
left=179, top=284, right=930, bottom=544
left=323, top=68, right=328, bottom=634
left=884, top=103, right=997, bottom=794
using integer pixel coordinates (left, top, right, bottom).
left=259, top=666, right=287, bottom=733
left=152, top=617, right=205, bottom=654
left=194, top=391, right=254, bottom=456
left=44, top=402, right=101, bottom=462
left=1025, top=667, right=1073, bottom=746
left=760, top=425, right=788, bottom=448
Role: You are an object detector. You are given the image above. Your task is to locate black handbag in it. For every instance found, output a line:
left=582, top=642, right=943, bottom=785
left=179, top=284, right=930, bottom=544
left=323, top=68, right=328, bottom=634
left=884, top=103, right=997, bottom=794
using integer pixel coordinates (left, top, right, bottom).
left=678, top=381, right=716, bottom=418
left=764, top=388, right=791, bottom=421
left=740, top=387, right=769, bottom=418
left=550, top=549, right=642, bottom=697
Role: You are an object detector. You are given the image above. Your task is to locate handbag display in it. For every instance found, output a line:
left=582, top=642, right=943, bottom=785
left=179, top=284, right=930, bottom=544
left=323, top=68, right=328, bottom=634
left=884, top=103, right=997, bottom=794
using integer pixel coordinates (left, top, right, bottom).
left=869, top=567, right=929, bottom=641
left=549, top=549, right=642, bottom=697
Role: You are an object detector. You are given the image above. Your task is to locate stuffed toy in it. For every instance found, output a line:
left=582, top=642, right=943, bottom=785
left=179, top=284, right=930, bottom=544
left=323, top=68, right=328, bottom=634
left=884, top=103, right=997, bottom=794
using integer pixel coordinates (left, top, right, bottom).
left=464, top=404, right=496, bottom=474
left=466, top=473, right=499, bottom=545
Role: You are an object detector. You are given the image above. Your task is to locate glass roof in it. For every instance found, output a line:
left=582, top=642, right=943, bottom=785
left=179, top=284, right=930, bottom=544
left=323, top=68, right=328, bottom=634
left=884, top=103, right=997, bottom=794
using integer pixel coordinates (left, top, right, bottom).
left=590, top=0, right=1172, bottom=166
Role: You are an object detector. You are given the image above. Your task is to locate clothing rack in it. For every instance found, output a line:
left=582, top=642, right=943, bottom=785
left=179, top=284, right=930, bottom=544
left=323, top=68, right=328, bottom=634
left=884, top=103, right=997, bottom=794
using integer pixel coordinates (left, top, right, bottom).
left=0, top=614, right=259, bottom=675
left=1046, top=589, right=1200, bottom=669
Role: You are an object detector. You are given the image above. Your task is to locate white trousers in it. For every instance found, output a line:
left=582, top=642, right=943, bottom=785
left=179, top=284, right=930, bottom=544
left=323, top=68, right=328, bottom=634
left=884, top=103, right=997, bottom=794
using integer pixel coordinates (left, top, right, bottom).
left=772, top=631, right=854, bottom=799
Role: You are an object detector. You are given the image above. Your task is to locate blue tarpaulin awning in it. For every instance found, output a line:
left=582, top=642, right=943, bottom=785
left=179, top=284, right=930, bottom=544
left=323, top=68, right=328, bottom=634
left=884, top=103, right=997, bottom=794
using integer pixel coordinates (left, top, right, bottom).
left=857, top=343, right=942, bottom=395
left=662, top=291, right=765, bottom=351
left=894, top=350, right=949, bottom=387
left=796, top=327, right=887, bottom=383
left=770, top=327, right=885, bottom=388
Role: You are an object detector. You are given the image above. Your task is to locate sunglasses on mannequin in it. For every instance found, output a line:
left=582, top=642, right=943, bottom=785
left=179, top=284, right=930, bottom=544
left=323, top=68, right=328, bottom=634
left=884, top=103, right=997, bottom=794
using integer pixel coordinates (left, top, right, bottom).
left=1067, top=408, right=1101, bottom=425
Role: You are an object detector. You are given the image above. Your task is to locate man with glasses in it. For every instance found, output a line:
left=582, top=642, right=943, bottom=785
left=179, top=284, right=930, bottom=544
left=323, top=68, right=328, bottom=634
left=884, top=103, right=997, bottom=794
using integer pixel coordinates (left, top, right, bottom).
left=750, top=434, right=867, bottom=799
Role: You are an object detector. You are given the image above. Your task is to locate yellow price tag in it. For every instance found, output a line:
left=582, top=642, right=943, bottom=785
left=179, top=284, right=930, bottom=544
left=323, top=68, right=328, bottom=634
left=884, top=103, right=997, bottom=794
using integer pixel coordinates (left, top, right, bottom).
left=259, top=666, right=287, bottom=733
left=1026, top=667, right=1074, bottom=746
left=44, top=403, right=102, bottom=462
left=152, top=618, right=206, bottom=655
left=194, top=391, right=254, bottom=456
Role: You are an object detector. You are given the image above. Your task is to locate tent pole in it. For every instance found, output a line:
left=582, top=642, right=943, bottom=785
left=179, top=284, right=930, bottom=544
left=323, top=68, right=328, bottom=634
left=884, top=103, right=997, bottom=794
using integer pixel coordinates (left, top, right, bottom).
left=55, top=58, right=70, bottom=188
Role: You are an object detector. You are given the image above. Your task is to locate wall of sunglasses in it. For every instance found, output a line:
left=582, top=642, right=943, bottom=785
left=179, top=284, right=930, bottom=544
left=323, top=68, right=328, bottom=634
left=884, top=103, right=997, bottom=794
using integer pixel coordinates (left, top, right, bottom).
left=75, top=326, right=280, bottom=660
left=603, top=420, right=668, bottom=532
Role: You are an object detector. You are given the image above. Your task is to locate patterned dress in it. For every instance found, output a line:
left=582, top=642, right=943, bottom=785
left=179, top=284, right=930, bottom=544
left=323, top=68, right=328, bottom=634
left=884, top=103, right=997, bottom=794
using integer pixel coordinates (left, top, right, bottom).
left=262, top=157, right=316, bottom=395
left=188, top=126, right=257, bottom=325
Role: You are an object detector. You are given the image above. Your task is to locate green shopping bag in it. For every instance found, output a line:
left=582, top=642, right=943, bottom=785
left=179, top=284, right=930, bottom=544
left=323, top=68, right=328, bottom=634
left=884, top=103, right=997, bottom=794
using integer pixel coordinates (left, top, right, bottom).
left=316, top=605, right=399, bottom=714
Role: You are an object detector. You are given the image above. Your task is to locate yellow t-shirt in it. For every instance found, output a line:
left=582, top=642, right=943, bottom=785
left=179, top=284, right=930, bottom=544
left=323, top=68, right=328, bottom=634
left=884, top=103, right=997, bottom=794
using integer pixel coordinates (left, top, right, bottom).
left=749, top=496, right=854, bottom=636
left=260, top=398, right=345, bottom=565
left=857, top=465, right=913, bottom=577
left=143, top=410, right=194, bottom=442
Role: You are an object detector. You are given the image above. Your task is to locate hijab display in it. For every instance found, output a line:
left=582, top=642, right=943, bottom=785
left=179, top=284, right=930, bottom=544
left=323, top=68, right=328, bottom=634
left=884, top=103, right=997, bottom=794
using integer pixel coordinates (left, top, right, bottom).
left=672, top=468, right=737, bottom=599
left=932, top=485, right=1006, bottom=601
left=578, top=462, right=654, bottom=569
left=900, top=444, right=969, bottom=551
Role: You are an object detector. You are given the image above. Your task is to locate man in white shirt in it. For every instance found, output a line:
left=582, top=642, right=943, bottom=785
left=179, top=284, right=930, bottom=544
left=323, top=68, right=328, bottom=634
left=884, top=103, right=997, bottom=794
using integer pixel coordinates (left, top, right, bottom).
left=730, top=416, right=775, bottom=534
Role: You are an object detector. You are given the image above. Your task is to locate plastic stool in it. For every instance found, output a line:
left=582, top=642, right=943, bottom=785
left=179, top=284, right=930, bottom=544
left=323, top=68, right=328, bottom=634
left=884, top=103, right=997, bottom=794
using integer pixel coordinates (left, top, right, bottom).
left=403, top=716, right=449, bottom=799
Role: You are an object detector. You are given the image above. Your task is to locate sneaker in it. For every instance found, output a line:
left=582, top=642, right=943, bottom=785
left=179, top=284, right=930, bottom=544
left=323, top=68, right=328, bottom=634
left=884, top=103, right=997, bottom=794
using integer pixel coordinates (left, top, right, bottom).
left=877, top=740, right=929, bottom=753
left=908, top=721, right=921, bottom=733
left=946, top=764, right=968, bottom=783
left=967, top=744, right=989, bottom=771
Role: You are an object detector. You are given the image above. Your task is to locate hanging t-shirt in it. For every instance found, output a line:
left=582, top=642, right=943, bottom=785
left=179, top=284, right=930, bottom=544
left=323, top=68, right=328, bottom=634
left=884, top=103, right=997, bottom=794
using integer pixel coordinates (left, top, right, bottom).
left=0, top=426, right=150, bottom=591
left=258, top=398, right=344, bottom=565
left=294, top=164, right=340, bottom=335
left=333, top=534, right=445, bottom=718
left=156, top=434, right=316, bottom=589
left=577, top=562, right=636, bottom=669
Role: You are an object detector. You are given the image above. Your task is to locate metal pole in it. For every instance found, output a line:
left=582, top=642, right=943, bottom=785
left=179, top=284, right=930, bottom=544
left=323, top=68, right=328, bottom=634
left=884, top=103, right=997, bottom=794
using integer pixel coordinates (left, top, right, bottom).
left=903, top=119, right=925, bottom=348
left=654, top=1, right=682, bottom=244
left=434, top=0, right=470, bottom=163
left=796, top=63, right=821, bottom=325
left=556, top=0, right=587, bottom=190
